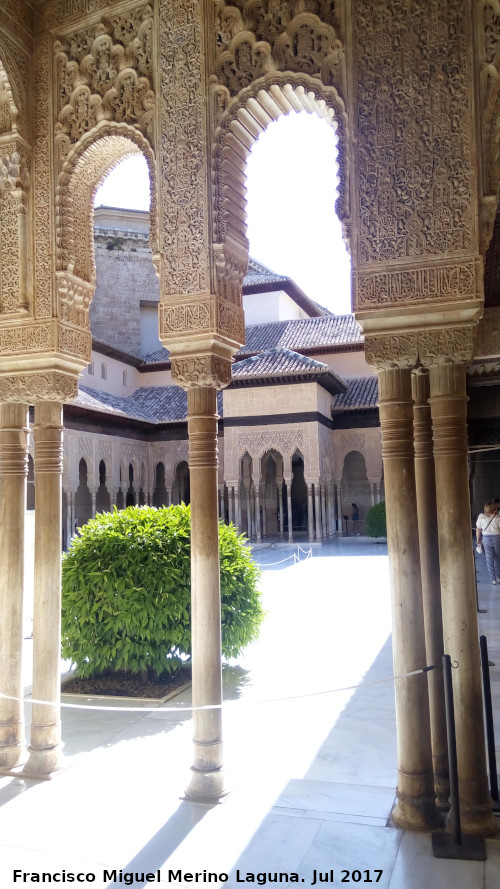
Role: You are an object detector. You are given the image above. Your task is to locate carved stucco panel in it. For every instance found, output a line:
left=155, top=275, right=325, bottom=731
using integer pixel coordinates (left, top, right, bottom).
left=354, top=259, right=480, bottom=310
left=354, top=0, right=475, bottom=264
left=158, top=0, right=210, bottom=297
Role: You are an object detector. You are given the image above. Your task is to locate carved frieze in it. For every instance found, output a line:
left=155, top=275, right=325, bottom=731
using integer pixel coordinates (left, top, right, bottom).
left=159, top=293, right=245, bottom=349
left=365, top=327, right=476, bottom=369
left=237, top=427, right=305, bottom=461
left=33, top=34, right=52, bottom=319
left=0, top=322, right=52, bottom=354
left=0, top=371, right=78, bottom=403
left=171, top=355, right=233, bottom=390
left=479, top=1, right=500, bottom=195
left=354, top=260, right=480, bottom=309
left=354, top=0, right=475, bottom=263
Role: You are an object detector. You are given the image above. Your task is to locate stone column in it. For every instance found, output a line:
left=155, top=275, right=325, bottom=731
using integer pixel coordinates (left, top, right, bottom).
left=184, top=387, right=224, bottom=801
left=377, top=366, right=437, bottom=830
left=286, top=478, right=293, bottom=542
left=218, top=485, right=225, bottom=520
left=307, top=483, right=314, bottom=541
left=328, top=481, right=335, bottom=537
left=90, top=486, right=97, bottom=518
left=0, top=403, right=29, bottom=770
left=277, top=480, right=284, bottom=539
left=234, top=486, right=241, bottom=531
left=261, top=484, right=267, bottom=538
left=25, top=402, right=64, bottom=777
left=228, top=485, right=234, bottom=524
left=412, top=368, right=449, bottom=807
left=427, top=359, right=496, bottom=835
left=314, top=483, right=322, bottom=541
left=335, top=480, right=343, bottom=533
left=255, top=485, right=261, bottom=542
left=321, top=483, right=327, bottom=537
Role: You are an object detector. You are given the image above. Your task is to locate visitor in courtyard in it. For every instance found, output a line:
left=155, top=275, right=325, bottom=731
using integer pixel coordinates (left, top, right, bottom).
left=476, top=500, right=500, bottom=584
left=351, top=502, right=359, bottom=522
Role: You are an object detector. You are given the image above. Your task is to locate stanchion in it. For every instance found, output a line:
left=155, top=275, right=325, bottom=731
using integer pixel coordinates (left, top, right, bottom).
left=480, top=635, right=500, bottom=812
left=432, top=654, right=486, bottom=860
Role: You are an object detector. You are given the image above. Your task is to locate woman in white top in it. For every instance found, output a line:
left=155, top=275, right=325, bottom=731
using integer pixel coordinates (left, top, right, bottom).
left=476, top=501, right=500, bottom=584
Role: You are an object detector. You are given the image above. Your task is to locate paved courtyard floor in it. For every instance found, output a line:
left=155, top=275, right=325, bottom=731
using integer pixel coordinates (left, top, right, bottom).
left=1, top=537, right=500, bottom=888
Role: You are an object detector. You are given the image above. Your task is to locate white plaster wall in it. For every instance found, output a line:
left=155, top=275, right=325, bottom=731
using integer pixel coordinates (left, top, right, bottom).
left=310, top=349, right=374, bottom=378
left=80, top=350, right=140, bottom=396
left=138, top=368, right=174, bottom=387
left=243, top=290, right=307, bottom=325
left=140, top=304, right=162, bottom=355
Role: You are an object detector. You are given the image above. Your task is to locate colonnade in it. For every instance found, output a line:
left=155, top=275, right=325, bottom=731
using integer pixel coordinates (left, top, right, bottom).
left=376, top=359, right=496, bottom=835
left=224, top=477, right=340, bottom=542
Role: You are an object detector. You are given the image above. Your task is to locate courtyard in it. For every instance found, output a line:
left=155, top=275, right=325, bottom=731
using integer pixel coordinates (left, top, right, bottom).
left=0, top=539, right=499, bottom=887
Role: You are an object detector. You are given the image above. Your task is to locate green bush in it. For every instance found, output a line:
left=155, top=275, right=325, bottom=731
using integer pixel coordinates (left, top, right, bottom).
left=61, top=504, right=263, bottom=678
left=365, top=500, right=387, bottom=538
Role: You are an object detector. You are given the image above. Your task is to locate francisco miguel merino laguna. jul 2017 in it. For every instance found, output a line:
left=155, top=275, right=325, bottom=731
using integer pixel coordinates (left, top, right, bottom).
left=12, top=869, right=385, bottom=884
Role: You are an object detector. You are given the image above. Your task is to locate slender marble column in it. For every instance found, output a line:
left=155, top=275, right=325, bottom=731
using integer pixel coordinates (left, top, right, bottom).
left=234, top=487, right=241, bottom=531
left=412, top=368, right=449, bottom=807
left=321, top=484, right=327, bottom=537
left=286, top=479, right=293, bottom=542
left=25, top=402, right=64, bottom=777
left=228, top=485, right=234, bottom=524
left=314, top=484, right=322, bottom=541
left=277, top=480, right=284, bottom=539
left=184, top=387, right=225, bottom=801
left=328, top=481, right=335, bottom=537
left=261, top=484, right=267, bottom=538
left=428, top=361, right=496, bottom=835
left=307, top=483, right=314, bottom=541
left=0, top=403, right=29, bottom=770
left=255, top=485, right=261, bottom=542
left=90, top=487, right=97, bottom=518
left=218, top=486, right=225, bottom=520
left=335, top=480, right=342, bottom=533
left=377, top=366, right=438, bottom=830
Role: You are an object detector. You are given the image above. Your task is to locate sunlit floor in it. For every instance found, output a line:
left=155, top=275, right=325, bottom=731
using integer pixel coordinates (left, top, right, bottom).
left=1, top=538, right=500, bottom=889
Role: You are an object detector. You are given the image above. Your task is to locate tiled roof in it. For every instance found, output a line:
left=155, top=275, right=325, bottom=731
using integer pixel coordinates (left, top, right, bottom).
left=140, top=345, right=171, bottom=365
left=244, top=257, right=290, bottom=286
left=231, top=347, right=347, bottom=394
left=330, top=375, right=379, bottom=412
left=238, top=315, right=363, bottom=356
left=74, top=385, right=223, bottom=424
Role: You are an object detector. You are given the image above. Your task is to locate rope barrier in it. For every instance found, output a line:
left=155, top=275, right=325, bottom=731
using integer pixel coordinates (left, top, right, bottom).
left=0, top=663, right=440, bottom=714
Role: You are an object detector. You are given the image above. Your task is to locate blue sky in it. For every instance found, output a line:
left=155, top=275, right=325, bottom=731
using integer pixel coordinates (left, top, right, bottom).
left=94, top=111, right=352, bottom=314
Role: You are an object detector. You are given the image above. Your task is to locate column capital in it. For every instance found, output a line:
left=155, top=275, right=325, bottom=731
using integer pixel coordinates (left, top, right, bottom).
left=172, top=354, right=232, bottom=390
left=365, top=326, right=476, bottom=373
left=0, top=371, right=78, bottom=404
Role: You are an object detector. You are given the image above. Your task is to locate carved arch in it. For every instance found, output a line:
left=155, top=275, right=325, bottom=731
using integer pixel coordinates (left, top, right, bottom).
left=0, top=59, right=18, bottom=136
left=56, top=121, right=157, bottom=288
left=212, top=73, right=350, bottom=302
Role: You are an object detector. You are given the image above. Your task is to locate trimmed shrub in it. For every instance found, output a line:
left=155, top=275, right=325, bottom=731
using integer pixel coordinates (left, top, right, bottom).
left=61, top=504, right=263, bottom=678
left=365, top=500, right=387, bottom=538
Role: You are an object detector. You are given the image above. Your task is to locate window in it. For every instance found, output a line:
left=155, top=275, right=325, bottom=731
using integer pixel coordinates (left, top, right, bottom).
left=88, top=359, right=94, bottom=376
left=101, top=362, right=107, bottom=380
left=123, top=369, right=127, bottom=386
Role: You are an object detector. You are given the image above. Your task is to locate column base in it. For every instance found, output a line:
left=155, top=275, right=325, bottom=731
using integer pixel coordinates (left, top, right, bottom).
left=183, top=766, right=227, bottom=804
left=0, top=740, right=27, bottom=772
left=391, top=788, right=440, bottom=831
left=23, top=744, right=64, bottom=779
left=452, top=801, right=498, bottom=837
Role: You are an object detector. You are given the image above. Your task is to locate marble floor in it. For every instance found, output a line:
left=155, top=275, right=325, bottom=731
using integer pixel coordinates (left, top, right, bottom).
left=1, top=538, right=500, bottom=888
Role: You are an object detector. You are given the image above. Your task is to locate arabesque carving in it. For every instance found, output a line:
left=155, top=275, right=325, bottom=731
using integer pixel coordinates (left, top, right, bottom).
left=53, top=5, right=154, bottom=165
left=171, top=355, right=233, bottom=390
left=0, top=372, right=78, bottom=404
left=355, top=0, right=474, bottom=262
left=479, top=0, right=500, bottom=196
left=365, top=328, right=476, bottom=370
left=0, top=143, right=31, bottom=315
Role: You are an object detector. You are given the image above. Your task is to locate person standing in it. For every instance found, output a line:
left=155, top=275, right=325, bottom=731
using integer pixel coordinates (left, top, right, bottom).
left=476, top=500, right=500, bottom=584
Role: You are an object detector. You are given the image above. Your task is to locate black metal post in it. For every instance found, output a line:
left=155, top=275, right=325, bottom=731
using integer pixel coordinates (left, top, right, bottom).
left=480, top=635, right=499, bottom=805
left=432, top=655, right=486, bottom=860
left=443, top=653, right=461, bottom=845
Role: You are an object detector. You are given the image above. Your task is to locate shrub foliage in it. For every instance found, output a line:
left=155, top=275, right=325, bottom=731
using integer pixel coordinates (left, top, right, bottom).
left=61, top=505, right=263, bottom=678
left=365, top=500, right=387, bottom=538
